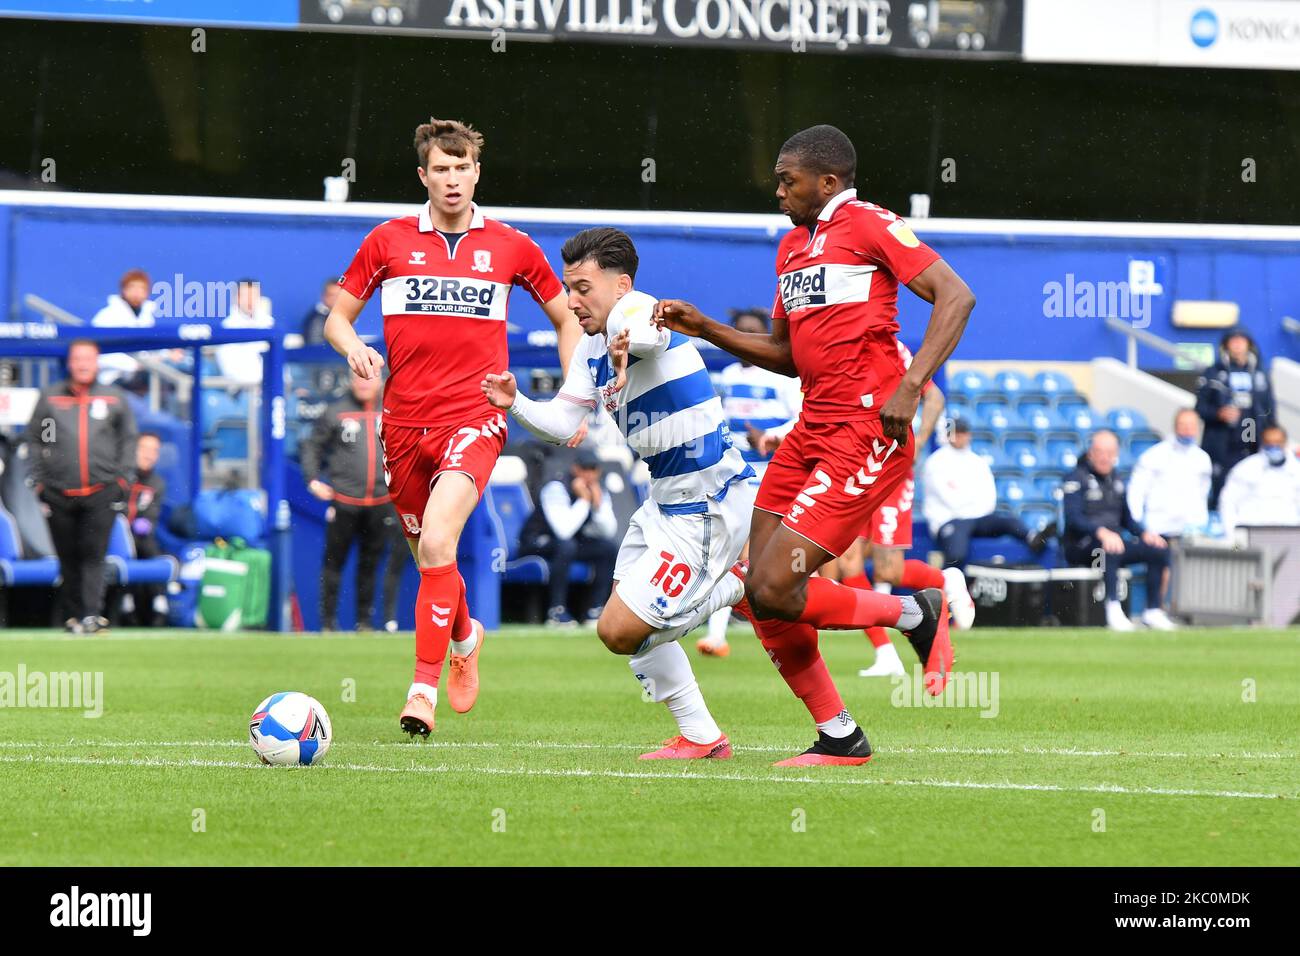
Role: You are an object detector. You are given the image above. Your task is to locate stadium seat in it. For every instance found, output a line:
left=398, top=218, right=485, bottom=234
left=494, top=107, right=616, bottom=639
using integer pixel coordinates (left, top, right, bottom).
left=987, top=407, right=1016, bottom=435
left=1044, top=435, right=1082, bottom=471
left=202, top=389, right=248, bottom=429
left=995, top=474, right=1030, bottom=506
left=970, top=434, right=999, bottom=468
left=1033, top=370, right=1077, bottom=395
left=211, top=420, right=249, bottom=460
left=946, top=399, right=971, bottom=425
left=947, top=369, right=990, bottom=398
left=105, top=515, right=179, bottom=587
left=1060, top=406, right=1096, bottom=433
left=1106, top=407, right=1148, bottom=436
left=1018, top=502, right=1059, bottom=532
left=0, top=504, right=60, bottom=587
left=1030, top=471, right=1064, bottom=502
left=993, top=370, right=1031, bottom=395
left=1016, top=406, right=1057, bottom=434
left=1126, top=430, right=1162, bottom=460
left=1054, top=394, right=1090, bottom=419
left=972, top=392, right=1011, bottom=419
left=1013, top=393, right=1051, bottom=417
left=485, top=459, right=592, bottom=587
left=1002, top=435, right=1043, bottom=471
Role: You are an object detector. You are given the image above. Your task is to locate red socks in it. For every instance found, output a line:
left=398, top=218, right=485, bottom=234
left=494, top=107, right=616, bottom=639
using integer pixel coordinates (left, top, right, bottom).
left=837, top=574, right=891, bottom=646
left=797, top=576, right=903, bottom=630
left=413, top=562, right=460, bottom=686
left=753, top=618, right=845, bottom=724
left=901, top=559, right=945, bottom=591
left=452, top=572, right=471, bottom=642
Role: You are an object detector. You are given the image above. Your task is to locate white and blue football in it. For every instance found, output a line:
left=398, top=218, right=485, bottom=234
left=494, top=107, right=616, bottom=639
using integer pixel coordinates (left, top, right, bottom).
left=249, top=692, right=332, bottom=766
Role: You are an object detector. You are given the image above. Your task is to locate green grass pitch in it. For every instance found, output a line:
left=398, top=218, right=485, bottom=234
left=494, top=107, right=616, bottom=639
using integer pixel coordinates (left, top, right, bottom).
left=1, top=625, right=1297, bottom=866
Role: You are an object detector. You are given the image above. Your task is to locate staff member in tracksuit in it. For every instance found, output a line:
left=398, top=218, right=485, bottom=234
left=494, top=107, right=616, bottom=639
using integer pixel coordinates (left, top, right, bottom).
left=25, top=339, right=137, bottom=633
left=301, top=369, right=401, bottom=632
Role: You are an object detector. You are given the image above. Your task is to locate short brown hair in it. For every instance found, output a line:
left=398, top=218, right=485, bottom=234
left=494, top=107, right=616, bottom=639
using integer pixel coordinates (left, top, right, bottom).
left=414, top=118, right=484, bottom=168
left=120, top=268, right=150, bottom=290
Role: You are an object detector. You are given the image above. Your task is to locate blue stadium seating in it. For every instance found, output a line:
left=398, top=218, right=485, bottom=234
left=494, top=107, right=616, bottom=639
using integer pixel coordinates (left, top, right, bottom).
left=969, top=434, right=999, bottom=468
left=1044, top=435, right=1082, bottom=471
left=0, top=504, right=60, bottom=587
left=1060, top=406, right=1096, bottom=433
left=1106, top=407, right=1147, bottom=437
left=106, top=516, right=178, bottom=586
left=1029, top=471, right=1063, bottom=502
left=993, top=370, right=1032, bottom=395
left=995, top=474, right=1030, bottom=506
left=1126, top=430, right=1162, bottom=460
left=1002, top=435, right=1043, bottom=471
left=211, top=421, right=249, bottom=459
left=1016, top=406, right=1057, bottom=434
left=1018, top=502, right=1059, bottom=532
left=1033, top=371, right=1076, bottom=395
left=948, top=369, right=991, bottom=397
left=1013, top=393, right=1052, bottom=417
left=201, top=389, right=247, bottom=425
left=483, top=482, right=592, bottom=587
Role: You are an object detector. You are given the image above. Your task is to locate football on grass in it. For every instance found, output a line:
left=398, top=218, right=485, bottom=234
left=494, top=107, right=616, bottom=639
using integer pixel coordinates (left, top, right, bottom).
left=249, top=692, right=332, bottom=766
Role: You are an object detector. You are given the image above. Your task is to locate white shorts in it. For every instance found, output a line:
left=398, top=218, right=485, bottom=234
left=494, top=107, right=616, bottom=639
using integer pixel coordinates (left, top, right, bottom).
left=613, top=476, right=759, bottom=631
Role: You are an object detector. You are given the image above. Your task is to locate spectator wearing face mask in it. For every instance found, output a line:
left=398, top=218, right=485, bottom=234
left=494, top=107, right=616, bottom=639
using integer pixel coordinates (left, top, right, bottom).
left=1195, top=328, right=1275, bottom=509
left=1218, top=424, right=1300, bottom=536
left=1126, top=408, right=1213, bottom=540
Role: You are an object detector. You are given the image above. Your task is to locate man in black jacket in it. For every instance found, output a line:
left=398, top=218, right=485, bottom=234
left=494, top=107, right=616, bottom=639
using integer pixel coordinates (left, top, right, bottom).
left=25, top=339, right=137, bottom=633
left=1062, top=429, right=1174, bottom=632
left=1195, top=328, right=1275, bottom=509
left=124, top=431, right=169, bottom=626
left=301, top=369, right=403, bottom=631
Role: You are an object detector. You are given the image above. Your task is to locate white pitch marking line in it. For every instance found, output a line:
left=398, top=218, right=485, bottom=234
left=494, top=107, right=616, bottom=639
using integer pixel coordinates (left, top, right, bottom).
left=0, top=753, right=1287, bottom=801
left=0, top=740, right=1291, bottom=760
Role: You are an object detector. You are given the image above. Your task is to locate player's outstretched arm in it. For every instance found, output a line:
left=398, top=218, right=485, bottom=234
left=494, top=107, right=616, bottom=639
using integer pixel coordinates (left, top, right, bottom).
left=654, top=300, right=796, bottom=376
left=481, top=371, right=590, bottom=446
left=323, top=288, right=384, bottom=380
left=540, top=293, right=583, bottom=375
left=880, top=260, right=975, bottom=445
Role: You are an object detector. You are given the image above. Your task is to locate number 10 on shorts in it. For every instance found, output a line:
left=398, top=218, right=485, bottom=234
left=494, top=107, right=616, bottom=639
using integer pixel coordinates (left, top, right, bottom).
left=651, top=551, right=692, bottom=597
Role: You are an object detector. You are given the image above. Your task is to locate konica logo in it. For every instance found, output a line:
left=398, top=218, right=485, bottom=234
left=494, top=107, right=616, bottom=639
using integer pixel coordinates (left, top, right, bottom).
left=1190, top=8, right=1219, bottom=48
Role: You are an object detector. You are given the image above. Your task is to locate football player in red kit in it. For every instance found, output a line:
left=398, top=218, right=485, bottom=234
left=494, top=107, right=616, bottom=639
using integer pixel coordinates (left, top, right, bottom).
left=656, top=125, right=975, bottom=766
left=324, top=118, right=581, bottom=738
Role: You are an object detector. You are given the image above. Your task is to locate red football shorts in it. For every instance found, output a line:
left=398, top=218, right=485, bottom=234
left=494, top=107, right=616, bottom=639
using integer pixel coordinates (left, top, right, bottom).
left=754, top=417, right=914, bottom=558
left=861, top=475, right=916, bottom=549
left=379, top=412, right=507, bottom=539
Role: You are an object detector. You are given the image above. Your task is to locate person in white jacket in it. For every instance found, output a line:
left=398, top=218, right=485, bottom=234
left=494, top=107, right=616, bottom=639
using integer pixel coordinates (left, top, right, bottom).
left=1126, top=409, right=1212, bottom=538
left=1219, top=425, right=1300, bottom=535
left=214, top=279, right=276, bottom=387
left=91, top=269, right=159, bottom=386
left=923, top=419, right=1055, bottom=568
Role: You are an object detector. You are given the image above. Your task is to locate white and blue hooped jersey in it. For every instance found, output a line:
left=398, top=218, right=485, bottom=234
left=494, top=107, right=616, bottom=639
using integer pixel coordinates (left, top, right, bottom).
left=715, top=361, right=803, bottom=465
left=558, top=290, right=753, bottom=512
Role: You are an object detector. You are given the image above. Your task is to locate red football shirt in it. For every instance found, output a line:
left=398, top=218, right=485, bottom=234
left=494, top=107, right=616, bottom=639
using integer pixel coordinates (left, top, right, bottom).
left=771, top=189, right=940, bottom=423
left=339, top=202, right=562, bottom=427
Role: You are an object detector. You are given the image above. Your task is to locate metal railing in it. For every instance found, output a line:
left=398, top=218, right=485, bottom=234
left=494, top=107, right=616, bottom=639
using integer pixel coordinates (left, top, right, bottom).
left=18, top=294, right=262, bottom=489
left=1104, top=317, right=1207, bottom=370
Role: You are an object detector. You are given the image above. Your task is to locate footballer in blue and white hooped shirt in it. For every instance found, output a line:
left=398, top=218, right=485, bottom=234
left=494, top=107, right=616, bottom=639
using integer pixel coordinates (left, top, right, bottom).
left=481, top=227, right=757, bottom=761
left=715, top=307, right=804, bottom=477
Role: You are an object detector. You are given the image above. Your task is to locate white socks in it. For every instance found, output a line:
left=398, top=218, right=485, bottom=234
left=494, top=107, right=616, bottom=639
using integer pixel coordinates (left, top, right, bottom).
left=896, top=595, right=924, bottom=631
left=706, top=604, right=732, bottom=646
left=816, top=708, right=859, bottom=739
left=407, top=682, right=437, bottom=704
left=449, top=624, right=477, bottom=657
left=630, top=642, right=722, bottom=744
left=635, top=572, right=744, bottom=655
